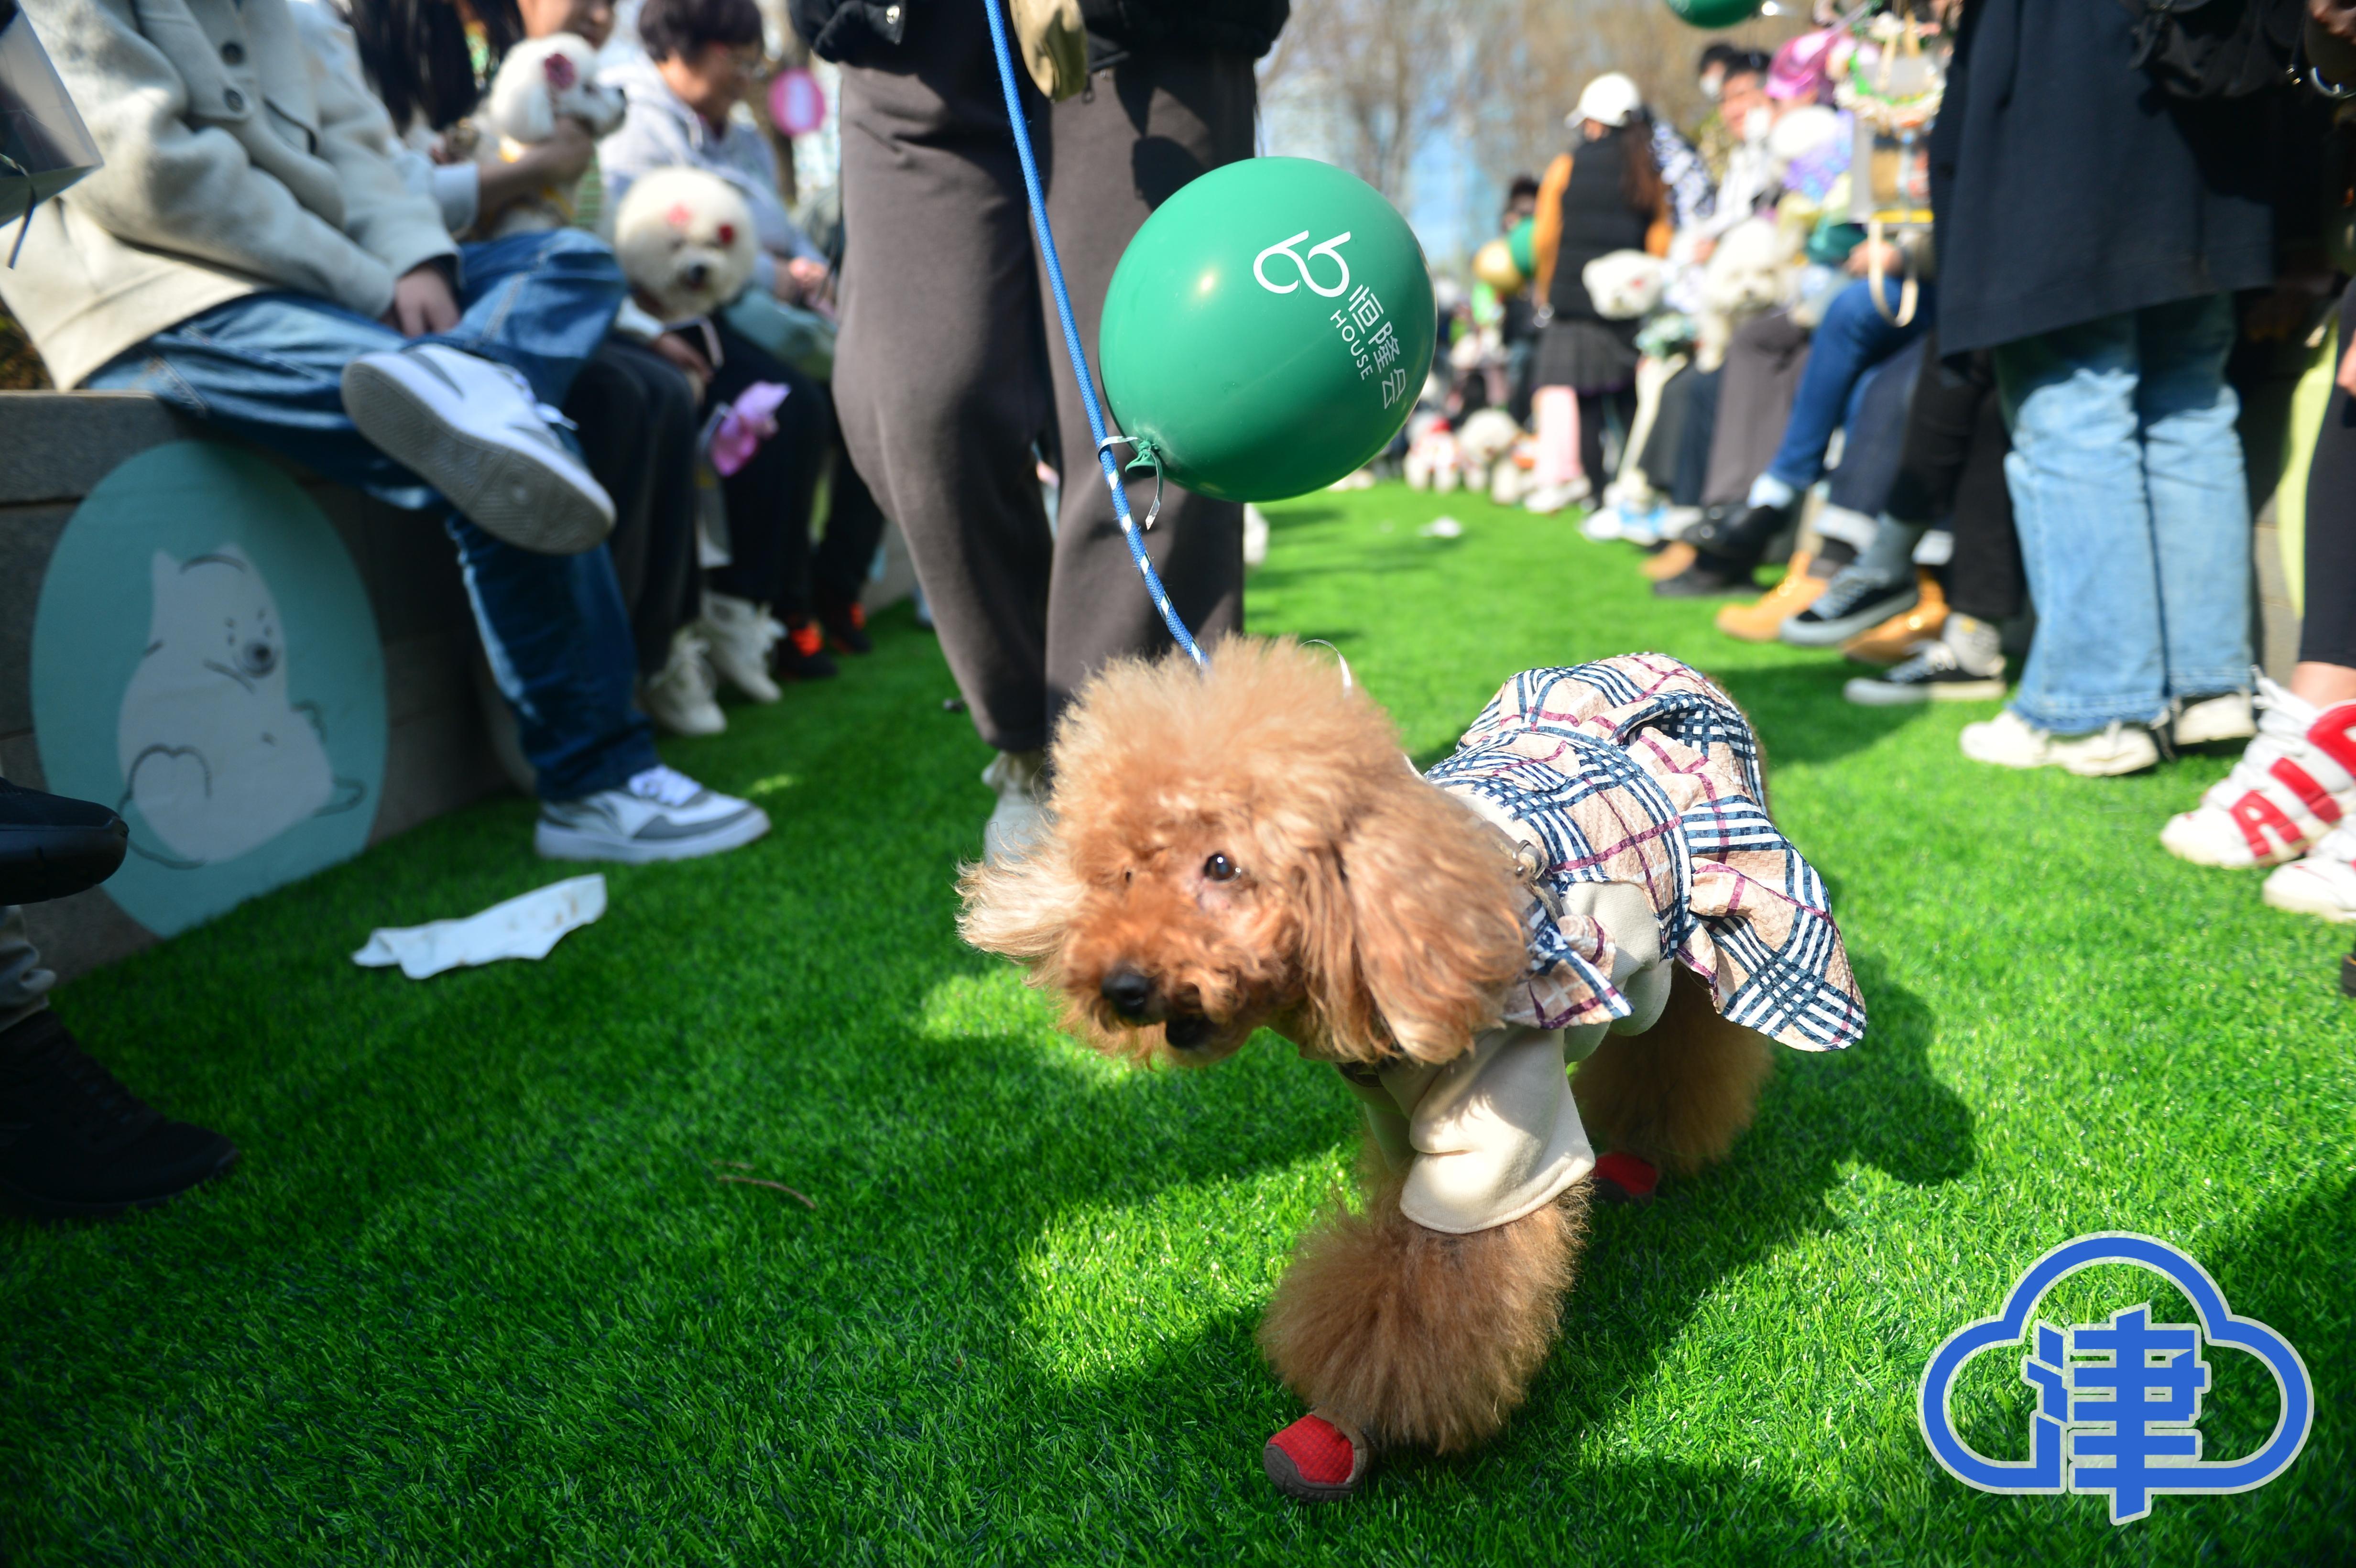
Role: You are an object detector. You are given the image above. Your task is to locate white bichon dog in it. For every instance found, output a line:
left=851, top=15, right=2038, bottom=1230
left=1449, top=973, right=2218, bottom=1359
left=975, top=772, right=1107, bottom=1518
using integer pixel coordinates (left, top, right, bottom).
left=480, top=33, right=628, bottom=237
left=613, top=168, right=762, bottom=324
left=1455, top=407, right=1522, bottom=489
left=1581, top=250, right=1666, bottom=322
left=1693, top=217, right=1799, bottom=370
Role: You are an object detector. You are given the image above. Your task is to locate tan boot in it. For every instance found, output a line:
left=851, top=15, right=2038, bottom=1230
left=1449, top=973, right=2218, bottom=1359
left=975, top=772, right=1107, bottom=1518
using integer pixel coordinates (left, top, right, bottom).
left=1840, top=570, right=1949, bottom=665
left=1714, top=553, right=1826, bottom=642
left=1640, top=541, right=1697, bottom=582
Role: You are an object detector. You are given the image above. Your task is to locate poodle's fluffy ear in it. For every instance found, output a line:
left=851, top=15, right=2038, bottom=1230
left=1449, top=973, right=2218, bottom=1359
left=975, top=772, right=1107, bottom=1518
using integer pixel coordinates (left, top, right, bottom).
left=957, top=838, right=1082, bottom=992
left=1297, top=774, right=1527, bottom=1065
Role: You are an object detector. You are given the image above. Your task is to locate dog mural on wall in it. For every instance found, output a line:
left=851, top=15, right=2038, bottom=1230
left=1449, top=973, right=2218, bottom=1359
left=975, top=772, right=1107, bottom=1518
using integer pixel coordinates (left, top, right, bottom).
left=961, top=637, right=1866, bottom=1502
left=117, top=545, right=364, bottom=867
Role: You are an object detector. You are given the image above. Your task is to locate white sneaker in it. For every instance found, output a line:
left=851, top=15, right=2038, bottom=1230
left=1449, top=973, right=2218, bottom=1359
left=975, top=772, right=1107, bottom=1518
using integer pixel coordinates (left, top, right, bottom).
left=1522, top=477, right=1592, bottom=515
left=2173, top=690, right=2257, bottom=748
left=982, top=748, right=1050, bottom=861
left=1578, top=505, right=1626, bottom=542
left=535, top=764, right=769, bottom=862
left=2261, top=821, right=2356, bottom=922
left=698, top=592, right=784, bottom=704
left=342, top=344, right=615, bottom=555
left=642, top=630, right=725, bottom=737
left=1960, top=710, right=2160, bottom=777
left=2160, top=676, right=2356, bottom=868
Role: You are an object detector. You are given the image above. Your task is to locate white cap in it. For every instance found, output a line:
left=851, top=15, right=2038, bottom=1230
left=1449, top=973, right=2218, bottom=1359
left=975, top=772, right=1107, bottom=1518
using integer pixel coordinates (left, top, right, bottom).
left=1569, top=73, right=1642, bottom=130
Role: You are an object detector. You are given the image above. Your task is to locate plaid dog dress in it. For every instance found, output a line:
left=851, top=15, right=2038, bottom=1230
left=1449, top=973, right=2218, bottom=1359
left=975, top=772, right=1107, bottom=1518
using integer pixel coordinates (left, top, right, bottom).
left=1336, top=653, right=1864, bottom=1235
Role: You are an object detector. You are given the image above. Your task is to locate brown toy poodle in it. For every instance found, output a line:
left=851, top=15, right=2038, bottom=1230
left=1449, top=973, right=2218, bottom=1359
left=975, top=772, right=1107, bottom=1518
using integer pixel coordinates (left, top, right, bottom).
left=960, top=635, right=1864, bottom=1501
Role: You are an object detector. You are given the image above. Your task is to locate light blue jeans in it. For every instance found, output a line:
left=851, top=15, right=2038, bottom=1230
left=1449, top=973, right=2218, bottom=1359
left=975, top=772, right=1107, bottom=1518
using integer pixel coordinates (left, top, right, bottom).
left=1765, top=278, right=1937, bottom=492
left=1993, top=293, right=2252, bottom=733
left=87, top=230, right=658, bottom=801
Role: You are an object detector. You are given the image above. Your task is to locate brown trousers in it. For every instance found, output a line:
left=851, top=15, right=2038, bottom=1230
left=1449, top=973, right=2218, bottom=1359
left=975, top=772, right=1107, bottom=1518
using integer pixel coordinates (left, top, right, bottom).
left=834, top=7, right=1254, bottom=752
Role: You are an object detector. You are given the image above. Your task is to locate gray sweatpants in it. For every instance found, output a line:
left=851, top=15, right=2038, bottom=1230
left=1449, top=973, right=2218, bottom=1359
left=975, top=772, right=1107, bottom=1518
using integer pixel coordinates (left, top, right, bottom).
left=834, top=8, right=1253, bottom=753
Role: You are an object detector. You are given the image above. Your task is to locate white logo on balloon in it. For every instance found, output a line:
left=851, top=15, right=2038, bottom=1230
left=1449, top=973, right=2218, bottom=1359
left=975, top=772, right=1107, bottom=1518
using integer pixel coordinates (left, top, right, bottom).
left=117, top=545, right=338, bottom=865
left=1254, top=230, right=1354, bottom=297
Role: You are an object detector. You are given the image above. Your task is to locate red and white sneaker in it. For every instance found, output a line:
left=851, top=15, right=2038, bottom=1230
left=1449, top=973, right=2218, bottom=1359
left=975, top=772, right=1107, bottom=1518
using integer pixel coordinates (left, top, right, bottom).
left=1263, top=1410, right=1372, bottom=1502
left=2160, top=677, right=2356, bottom=869
left=2262, top=822, right=2356, bottom=923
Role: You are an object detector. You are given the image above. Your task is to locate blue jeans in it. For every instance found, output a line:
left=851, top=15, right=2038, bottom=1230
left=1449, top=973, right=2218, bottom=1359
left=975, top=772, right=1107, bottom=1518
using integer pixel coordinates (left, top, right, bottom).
left=1994, top=293, right=2252, bottom=732
left=1765, top=278, right=1937, bottom=492
left=89, top=230, right=657, bottom=801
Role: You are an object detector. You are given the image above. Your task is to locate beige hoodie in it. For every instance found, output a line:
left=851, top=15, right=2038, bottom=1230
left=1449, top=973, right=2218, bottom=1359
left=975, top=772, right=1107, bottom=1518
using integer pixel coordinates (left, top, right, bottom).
left=0, top=0, right=454, bottom=388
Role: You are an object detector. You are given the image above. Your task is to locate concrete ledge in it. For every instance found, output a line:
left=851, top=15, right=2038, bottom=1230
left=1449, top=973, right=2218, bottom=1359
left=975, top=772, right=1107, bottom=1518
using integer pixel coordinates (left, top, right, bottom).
left=1, top=391, right=510, bottom=983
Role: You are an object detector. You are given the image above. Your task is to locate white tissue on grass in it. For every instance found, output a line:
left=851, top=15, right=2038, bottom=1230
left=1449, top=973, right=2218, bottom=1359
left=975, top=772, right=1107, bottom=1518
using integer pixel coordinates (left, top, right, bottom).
left=1420, top=515, right=1464, bottom=539
left=352, top=874, right=607, bottom=979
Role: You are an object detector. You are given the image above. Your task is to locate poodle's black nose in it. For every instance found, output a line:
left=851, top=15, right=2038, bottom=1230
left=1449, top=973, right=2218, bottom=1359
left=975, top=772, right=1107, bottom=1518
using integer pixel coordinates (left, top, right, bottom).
left=1101, top=965, right=1155, bottom=1020
left=682, top=261, right=710, bottom=289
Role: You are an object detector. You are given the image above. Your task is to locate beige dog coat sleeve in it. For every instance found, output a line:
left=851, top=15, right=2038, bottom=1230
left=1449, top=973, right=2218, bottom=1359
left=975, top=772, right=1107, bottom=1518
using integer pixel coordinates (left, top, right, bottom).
left=1336, top=1025, right=1596, bottom=1235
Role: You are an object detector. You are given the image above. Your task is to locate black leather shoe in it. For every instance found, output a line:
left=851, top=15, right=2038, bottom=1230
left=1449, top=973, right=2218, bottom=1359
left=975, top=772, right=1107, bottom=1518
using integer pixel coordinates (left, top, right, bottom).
left=0, top=1013, right=238, bottom=1219
left=1681, top=501, right=1791, bottom=568
left=1653, top=555, right=1761, bottom=597
left=0, top=777, right=127, bottom=905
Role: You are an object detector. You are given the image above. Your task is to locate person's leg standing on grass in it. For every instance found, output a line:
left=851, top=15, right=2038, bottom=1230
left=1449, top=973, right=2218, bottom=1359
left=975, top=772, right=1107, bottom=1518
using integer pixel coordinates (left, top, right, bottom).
left=833, top=0, right=1058, bottom=806
left=1963, top=308, right=2176, bottom=776
left=2136, top=293, right=2254, bottom=734
left=0, top=898, right=237, bottom=1216
left=831, top=0, right=1259, bottom=858
left=1037, top=49, right=1252, bottom=727
left=2167, top=287, right=2356, bottom=895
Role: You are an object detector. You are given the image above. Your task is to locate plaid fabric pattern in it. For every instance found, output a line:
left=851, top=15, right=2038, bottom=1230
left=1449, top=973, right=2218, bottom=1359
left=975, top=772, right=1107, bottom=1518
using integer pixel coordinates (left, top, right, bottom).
left=1425, top=653, right=1865, bottom=1051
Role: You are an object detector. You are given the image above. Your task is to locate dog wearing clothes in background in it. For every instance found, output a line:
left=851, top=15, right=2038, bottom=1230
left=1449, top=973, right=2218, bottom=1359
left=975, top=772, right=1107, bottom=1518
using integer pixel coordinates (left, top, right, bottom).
left=479, top=33, right=627, bottom=236
left=960, top=637, right=1864, bottom=1501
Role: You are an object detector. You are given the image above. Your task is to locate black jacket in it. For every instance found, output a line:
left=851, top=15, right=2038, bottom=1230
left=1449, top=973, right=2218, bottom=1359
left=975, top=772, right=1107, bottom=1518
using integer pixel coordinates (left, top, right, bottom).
left=790, top=0, right=1285, bottom=67
left=1928, top=0, right=2278, bottom=355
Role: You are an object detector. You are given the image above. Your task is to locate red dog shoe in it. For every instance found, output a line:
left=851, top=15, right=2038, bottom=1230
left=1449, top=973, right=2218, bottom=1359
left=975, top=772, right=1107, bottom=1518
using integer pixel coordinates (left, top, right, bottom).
left=1263, top=1410, right=1372, bottom=1502
left=1592, top=1151, right=1658, bottom=1205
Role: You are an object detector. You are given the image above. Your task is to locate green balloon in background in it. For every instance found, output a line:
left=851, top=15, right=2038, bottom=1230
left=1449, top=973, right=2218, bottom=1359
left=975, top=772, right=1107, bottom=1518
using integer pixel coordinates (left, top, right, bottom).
left=1506, top=216, right=1535, bottom=277
left=1665, top=0, right=1764, bottom=28
left=1099, top=157, right=1436, bottom=501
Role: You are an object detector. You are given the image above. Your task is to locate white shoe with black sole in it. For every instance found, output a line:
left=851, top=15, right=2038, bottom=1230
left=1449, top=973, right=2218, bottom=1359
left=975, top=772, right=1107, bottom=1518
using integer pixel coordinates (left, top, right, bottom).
left=535, top=764, right=769, bottom=863
left=342, top=344, right=615, bottom=555
left=1843, top=638, right=2007, bottom=705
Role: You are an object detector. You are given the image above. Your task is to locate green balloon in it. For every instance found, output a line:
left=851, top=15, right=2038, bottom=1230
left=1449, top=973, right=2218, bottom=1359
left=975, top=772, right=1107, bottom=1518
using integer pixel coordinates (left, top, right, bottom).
left=1506, top=216, right=1535, bottom=277
left=1099, top=157, right=1436, bottom=502
left=1665, top=0, right=1764, bottom=28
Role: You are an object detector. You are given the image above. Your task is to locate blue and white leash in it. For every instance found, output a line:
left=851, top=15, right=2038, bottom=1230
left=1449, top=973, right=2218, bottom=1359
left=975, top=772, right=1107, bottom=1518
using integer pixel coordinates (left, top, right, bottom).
left=979, top=0, right=1209, bottom=668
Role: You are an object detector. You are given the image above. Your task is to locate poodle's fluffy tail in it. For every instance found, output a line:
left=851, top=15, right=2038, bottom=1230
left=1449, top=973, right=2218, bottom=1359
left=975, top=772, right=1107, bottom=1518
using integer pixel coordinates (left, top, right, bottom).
left=1572, top=964, right=1775, bottom=1176
left=1256, top=1174, right=1588, bottom=1453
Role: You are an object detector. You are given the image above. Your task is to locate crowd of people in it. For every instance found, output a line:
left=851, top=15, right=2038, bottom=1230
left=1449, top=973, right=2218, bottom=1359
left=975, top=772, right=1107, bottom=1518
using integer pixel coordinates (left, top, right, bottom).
left=1415, top=0, right=2356, bottom=930
left=0, top=0, right=2347, bottom=1230
left=0, top=0, right=1280, bottom=1213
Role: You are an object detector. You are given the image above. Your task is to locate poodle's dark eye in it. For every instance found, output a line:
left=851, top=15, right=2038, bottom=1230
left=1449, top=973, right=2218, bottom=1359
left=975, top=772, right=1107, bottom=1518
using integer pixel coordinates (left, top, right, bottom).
left=1203, top=853, right=1238, bottom=882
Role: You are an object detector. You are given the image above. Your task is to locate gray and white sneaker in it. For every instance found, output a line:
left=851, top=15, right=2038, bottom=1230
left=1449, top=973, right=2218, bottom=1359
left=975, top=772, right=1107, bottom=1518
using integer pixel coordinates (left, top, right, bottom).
left=342, top=343, right=615, bottom=555
left=1783, top=565, right=1920, bottom=647
left=536, top=764, right=769, bottom=862
left=1844, top=638, right=2007, bottom=705
left=982, top=748, right=1050, bottom=861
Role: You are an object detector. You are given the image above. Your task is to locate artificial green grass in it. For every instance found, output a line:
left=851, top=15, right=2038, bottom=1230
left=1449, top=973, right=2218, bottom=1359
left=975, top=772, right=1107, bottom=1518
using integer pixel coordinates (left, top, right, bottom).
left=4, top=484, right=2351, bottom=1566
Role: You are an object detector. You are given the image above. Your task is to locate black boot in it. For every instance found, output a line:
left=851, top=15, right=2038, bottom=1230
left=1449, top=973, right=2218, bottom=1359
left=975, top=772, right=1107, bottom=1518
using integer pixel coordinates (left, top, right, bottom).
left=0, top=1012, right=238, bottom=1218
left=0, top=776, right=127, bottom=905
left=1655, top=501, right=1791, bottom=599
